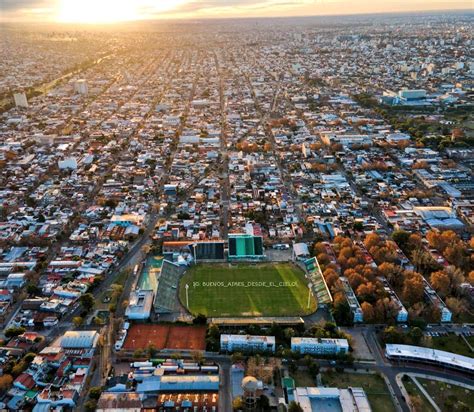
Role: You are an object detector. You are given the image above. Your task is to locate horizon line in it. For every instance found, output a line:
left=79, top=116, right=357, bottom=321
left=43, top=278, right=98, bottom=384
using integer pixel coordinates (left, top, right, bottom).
left=2, top=8, right=473, bottom=25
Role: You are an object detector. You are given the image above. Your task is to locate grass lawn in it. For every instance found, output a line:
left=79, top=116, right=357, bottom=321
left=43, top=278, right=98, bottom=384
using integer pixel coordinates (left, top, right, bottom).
left=402, top=376, right=435, bottom=412
left=179, top=263, right=317, bottom=317
left=321, top=371, right=396, bottom=412
left=291, top=371, right=316, bottom=387
left=428, top=335, right=473, bottom=358
left=418, top=378, right=474, bottom=411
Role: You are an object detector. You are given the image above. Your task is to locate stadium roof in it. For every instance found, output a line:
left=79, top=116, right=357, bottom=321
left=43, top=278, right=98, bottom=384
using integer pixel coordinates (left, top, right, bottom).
left=210, top=316, right=304, bottom=326
left=385, top=344, right=474, bottom=372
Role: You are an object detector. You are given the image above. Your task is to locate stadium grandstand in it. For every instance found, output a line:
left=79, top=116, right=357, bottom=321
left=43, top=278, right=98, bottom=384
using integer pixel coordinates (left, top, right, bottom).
left=228, top=234, right=265, bottom=260
left=304, top=257, right=332, bottom=305
left=153, top=260, right=185, bottom=314
left=162, top=241, right=225, bottom=261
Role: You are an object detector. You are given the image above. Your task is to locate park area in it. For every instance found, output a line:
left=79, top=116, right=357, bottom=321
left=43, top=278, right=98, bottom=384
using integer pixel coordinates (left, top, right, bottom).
left=122, top=324, right=206, bottom=351
left=417, top=377, right=474, bottom=411
left=178, top=263, right=317, bottom=317
left=321, top=371, right=396, bottom=412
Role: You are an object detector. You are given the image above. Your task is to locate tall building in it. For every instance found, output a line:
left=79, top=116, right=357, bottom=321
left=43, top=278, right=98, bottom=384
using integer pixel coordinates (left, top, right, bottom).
left=13, top=92, right=28, bottom=108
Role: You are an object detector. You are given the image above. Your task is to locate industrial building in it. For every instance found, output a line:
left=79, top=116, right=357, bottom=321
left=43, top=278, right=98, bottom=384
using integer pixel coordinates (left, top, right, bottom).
left=291, top=337, right=349, bottom=355
left=220, top=334, right=275, bottom=353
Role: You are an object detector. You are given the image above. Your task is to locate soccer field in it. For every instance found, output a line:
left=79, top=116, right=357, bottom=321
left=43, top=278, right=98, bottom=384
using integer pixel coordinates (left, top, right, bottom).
left=179, top=263, right=317, bottom=317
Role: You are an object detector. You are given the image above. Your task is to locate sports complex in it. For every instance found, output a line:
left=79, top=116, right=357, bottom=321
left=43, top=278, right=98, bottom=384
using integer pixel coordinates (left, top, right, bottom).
left=178, top=262, right=317, bottom=317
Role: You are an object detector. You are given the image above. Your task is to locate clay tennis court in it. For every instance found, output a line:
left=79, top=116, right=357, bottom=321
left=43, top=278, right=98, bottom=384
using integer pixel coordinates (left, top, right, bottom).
left=123, top=324, right=206, bottom=351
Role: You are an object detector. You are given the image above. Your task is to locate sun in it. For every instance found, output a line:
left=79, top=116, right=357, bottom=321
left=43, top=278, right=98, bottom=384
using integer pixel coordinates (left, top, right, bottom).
left=57, top=0, right=188, bottom=24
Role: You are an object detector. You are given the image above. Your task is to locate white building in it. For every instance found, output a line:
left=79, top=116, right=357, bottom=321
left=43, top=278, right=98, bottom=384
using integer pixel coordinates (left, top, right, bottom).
left=74, top=79, right=88, bottom=95
left=13, top=92, right=28, bottom=108
left=340, top=277, right=364, bottom=323
left=60, top=330, right=99, bottom=349
left=220, top=334, right=275, bottom=353
left=291, top=337, right=349, bottom=355
left=385, top=344, right=474, bottom=374
left=378, top=277, right=408, bottom=323
left=125, top=290, right=154, bottom=320
left=422, top=278, right=452, bottom=322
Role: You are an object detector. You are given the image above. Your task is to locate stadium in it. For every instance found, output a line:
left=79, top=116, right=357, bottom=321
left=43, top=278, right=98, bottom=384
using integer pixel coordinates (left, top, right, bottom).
left=178, top=262, right=317, bottom=317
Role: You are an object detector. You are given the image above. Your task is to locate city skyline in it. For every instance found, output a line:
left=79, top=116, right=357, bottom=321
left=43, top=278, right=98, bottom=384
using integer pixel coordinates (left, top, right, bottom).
left=1, top=0, right=472, bottom=23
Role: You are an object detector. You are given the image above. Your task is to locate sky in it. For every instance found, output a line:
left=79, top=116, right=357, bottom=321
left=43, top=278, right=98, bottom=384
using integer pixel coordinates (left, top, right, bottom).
left=1, top=0, right=472, bottom=23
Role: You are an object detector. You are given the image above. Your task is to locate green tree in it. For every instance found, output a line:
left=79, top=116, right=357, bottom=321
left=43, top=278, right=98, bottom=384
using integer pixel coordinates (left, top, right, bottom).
left=5, top=327, right=26, bottom=338
left=89, top=386, right=103, bottom=400
left=288, top=401, right=304, bottom=412
left=408, top=327, right=423, bottom=345
left=73, top=316, right=84, bottom=328
left=79, top=293, right=95, bottom=312
left=231, top=352, right=244, bottom=364
left=232, top=396, right=243, bottom=411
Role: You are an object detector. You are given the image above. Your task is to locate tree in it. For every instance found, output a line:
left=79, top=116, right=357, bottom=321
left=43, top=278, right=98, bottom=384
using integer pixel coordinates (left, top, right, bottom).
left=430, top=271, right=451, bottom=297
left=381, top=326, right=405, bottom=344
left=445, top=266, right=465, bottom=291
left=284, top=327, right=295, bottom=340
left=469, top=271, right=474, bottom=286
left=408, top=327, right=423, bottom=345
left=84, top=400, right=98, bottom=412
left=288, top=360, right=298, bottom=374
left=73, top=316, right=84, bottom=328
left=402, top=274, right=425, bottom=305
left=410, top=248, right=439, bottom=275
left=392, top=230, right=410, bottom=251
left=0, top=374, right=13, bottom=391
left=332, top=300, right=353, bottom=326
left=5, top=327, right=26, bottom=338
left=445, top=297, right=465, bottom=317
left=133, top=349, right=144, bottom=359
left=257, top=394, right=270, bottom=411
left=288, top=401, right=304, bottom=412
left=191, top=351, right=204, bottom=364
left=231, top=352, right=244, bottom=364
left=232, top=396, right=243, bottom=411
left=193, top=313, right=207, bottom=325
left=147, top=344, right=158, bottom=358
left=79, top=293, right=95, bottom=312
left=89, top=386, right=103, bottom=400
left=379, top=262, right=403, bottom=288
left=308, top=360, right=320, bottom=377
left=361, top=302, right=375, bottom=322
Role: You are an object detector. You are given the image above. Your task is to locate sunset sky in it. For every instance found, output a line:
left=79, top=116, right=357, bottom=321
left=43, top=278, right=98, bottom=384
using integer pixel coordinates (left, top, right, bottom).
left=1, top=0, right=471, bottom=23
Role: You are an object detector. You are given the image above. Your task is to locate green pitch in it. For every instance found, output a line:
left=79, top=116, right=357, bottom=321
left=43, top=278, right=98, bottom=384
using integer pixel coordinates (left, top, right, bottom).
left=179, top=263, right=317, bottom=317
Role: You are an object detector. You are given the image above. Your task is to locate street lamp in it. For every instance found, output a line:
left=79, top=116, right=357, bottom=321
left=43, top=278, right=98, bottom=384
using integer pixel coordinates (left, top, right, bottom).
left=185, top=283, right=189, bottom=308
left=192, top=243, right=197, bottom=264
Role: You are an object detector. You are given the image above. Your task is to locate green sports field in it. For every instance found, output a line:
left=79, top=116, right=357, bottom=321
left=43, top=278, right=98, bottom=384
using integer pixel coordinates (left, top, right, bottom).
left=179, top=263, right=317, bottom=317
